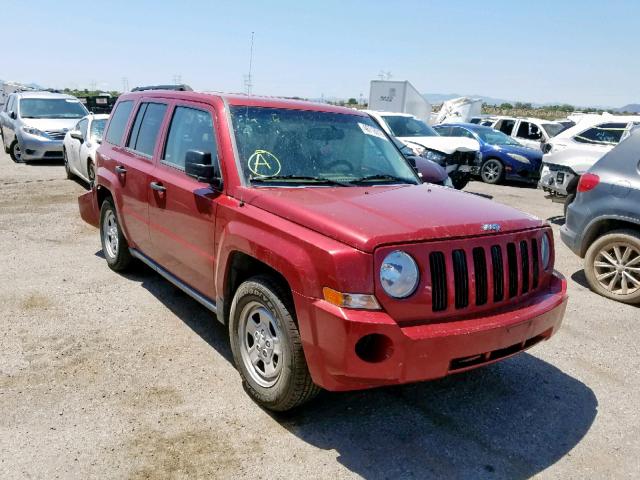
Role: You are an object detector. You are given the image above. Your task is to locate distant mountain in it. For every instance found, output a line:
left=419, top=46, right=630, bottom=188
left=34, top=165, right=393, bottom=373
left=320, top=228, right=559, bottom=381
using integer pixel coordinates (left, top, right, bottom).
left=614, top=104, right=640, bottom=113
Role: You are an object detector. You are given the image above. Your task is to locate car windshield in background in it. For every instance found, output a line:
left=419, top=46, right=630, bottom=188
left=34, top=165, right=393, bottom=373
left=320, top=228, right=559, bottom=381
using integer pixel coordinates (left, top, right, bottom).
left=382, top=115, right=438, bottom=137
left=541, top=123, right=566, bottom=138
left=475, top=127, right=522, bottom=146
left=229, top=106, right=419, bottom=186
left=90, top=119, right=107, bottom=141
left=20, top=98, right=87, bottom=119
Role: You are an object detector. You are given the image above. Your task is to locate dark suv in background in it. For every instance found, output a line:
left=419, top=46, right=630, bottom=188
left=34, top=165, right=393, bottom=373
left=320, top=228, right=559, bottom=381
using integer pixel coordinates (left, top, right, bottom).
left=561, top=130, right=640, bottom=304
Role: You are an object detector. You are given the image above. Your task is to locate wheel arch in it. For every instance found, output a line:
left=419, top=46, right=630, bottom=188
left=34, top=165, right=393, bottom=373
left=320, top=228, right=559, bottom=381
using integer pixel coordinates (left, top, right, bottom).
left=581, top=216, right=640, bottom=256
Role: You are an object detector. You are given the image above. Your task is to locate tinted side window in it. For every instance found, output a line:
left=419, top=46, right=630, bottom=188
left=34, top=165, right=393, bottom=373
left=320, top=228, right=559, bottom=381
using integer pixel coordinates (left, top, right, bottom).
left=516, top=121, right=542, bottom=140
left=105, top=100, right=133, bottom=145
left=163, top=106, right=217, bottom=169
left=127, top=102, right=167, bottom=156
left=451, top=126, right=475, bottom=138
left=78, top=119, right=89, bottom=138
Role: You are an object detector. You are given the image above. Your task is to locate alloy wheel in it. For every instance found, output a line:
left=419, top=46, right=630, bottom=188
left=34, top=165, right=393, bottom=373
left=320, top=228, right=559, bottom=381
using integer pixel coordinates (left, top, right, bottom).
left=594, top=242, right=640, bottom=295
left=102, top=210, right=119, bottom=259
left=12, top=142, right=22, bottom=161
left=482, top=160, right=501, bottom=183
left=238, top=301, right=284, bottom=388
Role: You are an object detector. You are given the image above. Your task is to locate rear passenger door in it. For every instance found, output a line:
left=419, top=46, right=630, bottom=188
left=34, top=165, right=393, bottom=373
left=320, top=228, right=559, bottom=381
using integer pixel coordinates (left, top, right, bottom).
left=103, top=99, right=167, bottom=253
left=146, top=102, right=221, bottom=300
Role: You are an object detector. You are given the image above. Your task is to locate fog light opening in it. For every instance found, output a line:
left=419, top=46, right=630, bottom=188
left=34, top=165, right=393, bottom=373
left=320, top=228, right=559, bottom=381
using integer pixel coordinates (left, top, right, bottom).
left=355, top=334, right=394, bottom=363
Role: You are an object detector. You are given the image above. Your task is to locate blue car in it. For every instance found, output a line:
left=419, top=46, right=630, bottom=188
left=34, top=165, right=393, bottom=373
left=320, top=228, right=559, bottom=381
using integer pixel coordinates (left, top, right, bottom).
left=433, top=123, right=543, bottom=185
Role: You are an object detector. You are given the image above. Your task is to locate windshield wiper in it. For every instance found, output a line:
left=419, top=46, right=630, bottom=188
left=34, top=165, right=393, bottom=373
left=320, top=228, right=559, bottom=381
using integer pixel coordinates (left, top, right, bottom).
left=348, top=174, right=414, bottom=185
left=250, top=174, right=351, bottom=186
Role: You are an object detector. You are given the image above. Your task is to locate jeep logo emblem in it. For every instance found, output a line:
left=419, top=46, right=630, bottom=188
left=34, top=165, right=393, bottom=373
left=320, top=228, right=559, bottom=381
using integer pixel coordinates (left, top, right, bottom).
left=482, top=223, right=501, bottom=232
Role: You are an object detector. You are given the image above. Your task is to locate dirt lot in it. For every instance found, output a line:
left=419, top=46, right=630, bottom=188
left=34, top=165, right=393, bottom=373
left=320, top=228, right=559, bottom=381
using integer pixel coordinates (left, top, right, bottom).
left=1, top=149, right=638, bottom=480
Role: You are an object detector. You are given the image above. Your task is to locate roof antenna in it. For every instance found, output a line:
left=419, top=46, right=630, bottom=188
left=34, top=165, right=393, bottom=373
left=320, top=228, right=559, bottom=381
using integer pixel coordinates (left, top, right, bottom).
left=244, top=32, right=255, bottom=96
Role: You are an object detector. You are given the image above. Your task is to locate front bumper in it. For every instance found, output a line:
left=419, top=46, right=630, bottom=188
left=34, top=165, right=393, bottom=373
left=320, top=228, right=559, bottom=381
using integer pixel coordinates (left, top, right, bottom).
left=18, top=133, right=64, bottom=161
left=295, top=272, right=567, bottom=391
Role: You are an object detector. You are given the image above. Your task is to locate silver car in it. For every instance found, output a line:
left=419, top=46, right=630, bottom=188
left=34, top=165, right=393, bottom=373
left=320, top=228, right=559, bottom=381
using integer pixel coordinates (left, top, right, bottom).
left=0, top=91, right=89, bottom=162
left=561, top=128, right=640, bottom=305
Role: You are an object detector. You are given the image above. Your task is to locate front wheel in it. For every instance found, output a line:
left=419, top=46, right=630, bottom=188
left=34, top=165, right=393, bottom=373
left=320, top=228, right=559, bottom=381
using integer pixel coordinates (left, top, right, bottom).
left=584, top=230, right=640, bottom=305
left=9, top=140, right=22, bottom=163
left=63, top=148, right=73, bottom=179
left=100, top=198, right=132, bottom=271
left=480, top=158, right=504, bottom=184
left=87, top=159, right=95, bottom=187
left=229, top=275, right=320, bottom=411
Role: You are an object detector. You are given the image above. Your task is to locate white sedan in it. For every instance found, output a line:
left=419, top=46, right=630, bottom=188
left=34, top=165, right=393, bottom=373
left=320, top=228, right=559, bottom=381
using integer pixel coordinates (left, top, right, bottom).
left=63, top=114, right=109, bottom=185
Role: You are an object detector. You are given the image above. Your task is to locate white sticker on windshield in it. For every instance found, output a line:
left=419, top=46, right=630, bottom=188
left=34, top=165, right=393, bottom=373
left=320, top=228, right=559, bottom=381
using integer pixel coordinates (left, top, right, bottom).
left=358, top=122, right=386, bottom=140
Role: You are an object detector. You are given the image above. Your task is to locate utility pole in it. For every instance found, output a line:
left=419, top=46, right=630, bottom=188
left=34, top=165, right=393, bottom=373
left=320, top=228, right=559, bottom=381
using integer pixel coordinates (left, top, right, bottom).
left=122, top=77, right=129, bottom=93
left=172, top=74, right=182, bottom=85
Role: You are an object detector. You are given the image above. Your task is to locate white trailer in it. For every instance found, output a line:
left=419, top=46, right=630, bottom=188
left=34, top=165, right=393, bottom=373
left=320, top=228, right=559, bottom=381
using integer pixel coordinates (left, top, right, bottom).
left=368, top=80, right=431, bottom=123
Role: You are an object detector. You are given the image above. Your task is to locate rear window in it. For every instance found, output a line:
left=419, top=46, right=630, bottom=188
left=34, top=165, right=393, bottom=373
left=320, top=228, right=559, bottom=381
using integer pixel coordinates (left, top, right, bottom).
left=126, top=102, right=167, bottom=156
left=574, top=123, right=627, bottom=145
left=105, top=101, right=134, bottom=146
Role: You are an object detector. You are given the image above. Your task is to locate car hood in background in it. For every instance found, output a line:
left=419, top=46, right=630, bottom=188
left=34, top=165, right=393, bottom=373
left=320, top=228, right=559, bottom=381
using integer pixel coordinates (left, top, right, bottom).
left=19, top=118, right=81, bottom=132
left=400, top=136, right=479, bottom=155
left=241, top=183, right=542, bottom=252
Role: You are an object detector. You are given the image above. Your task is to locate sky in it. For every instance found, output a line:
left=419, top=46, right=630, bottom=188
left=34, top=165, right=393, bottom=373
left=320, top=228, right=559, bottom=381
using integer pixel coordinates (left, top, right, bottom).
left=2, top=0, right=639, bottom=107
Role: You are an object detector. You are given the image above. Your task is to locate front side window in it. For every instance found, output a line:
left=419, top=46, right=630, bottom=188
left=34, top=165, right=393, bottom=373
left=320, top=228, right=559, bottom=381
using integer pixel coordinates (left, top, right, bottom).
left=541, top=123, right=565, bottom=138
left=163, top=106, right=217, bottom=169
left=229, top=106, right=419, bottom=186
left=127, top=102, right=167, bottom=156
left=433, top=125, right=451, bottom=136
left=574, top=123, right=626, bottom=145
left=78, top=119, right=89, bottom=139
left=90, top=119, right=107, bottom=142
left=6, top=95, right=15, bottom=112
left=451, top=126, right=475, bottom=139
left=382, top=115, right=438, bottom=137
left=19, top=98, right=87, bottom=119
left=105, top=100, right=134, bottom=146
left=474, top=126, right=522, bottom=146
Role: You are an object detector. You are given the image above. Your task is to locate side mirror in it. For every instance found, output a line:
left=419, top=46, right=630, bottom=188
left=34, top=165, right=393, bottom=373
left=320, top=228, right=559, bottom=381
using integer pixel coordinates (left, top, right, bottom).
left=9, top=111, right=17, bottom=120
left=185, top=150, right=219, bottom=185
left=70, top=130, right=84, bottom=143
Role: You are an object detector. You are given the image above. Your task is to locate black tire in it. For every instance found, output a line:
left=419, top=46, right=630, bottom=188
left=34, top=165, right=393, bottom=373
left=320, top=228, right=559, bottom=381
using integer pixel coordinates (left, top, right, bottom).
left=480, top=158, right=504, bottom=184
left=9, top=140, right=23, bottom=163
left=584, top=229, right=640, bottom=305
left=99, top=198, right=132, bottom=272
left=229, top=275, right=320, bottom=411
left=63, top=148, right=74, bottom=179
left=87, top=159, right=95, bottom=187
left=563, top=193, right=575, bottom=217
left=450, top=174, right=469, bottom=190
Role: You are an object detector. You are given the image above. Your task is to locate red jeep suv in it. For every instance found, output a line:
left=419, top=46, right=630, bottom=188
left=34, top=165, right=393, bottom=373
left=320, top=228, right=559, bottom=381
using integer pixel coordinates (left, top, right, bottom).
left=78, top=89, right=568, bottom=411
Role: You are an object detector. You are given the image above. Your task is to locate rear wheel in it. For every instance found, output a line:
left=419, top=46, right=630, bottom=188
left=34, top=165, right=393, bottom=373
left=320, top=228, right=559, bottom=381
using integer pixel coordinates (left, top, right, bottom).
left=584, top=230, right=640, bottom=305
left=9, top=140, right=22, bottom=163
left=229, top=275, right=320, bottom=411
left=480, top=158, right=503, bottom=184
left=100, top=199, right=132, bottom=271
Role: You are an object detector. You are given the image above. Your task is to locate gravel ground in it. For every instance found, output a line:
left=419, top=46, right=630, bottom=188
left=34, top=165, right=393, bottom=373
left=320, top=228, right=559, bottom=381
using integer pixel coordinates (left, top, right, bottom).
left=1, top=149, right=639, bottom=480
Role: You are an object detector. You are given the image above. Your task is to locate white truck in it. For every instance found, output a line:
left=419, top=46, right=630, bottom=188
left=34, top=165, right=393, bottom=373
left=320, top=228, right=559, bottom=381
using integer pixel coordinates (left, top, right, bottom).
left=368, top=80, right=431, bottom=123
left=364, top=109, right=480, bottom=190
left=486, top=116, right=567, bottom=150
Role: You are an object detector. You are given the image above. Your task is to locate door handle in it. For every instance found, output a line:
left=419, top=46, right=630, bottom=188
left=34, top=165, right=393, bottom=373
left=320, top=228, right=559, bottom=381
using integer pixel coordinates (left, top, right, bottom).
left=115, top=165, right=127, bottom=174
left=150, top=181, right=166, bottom=192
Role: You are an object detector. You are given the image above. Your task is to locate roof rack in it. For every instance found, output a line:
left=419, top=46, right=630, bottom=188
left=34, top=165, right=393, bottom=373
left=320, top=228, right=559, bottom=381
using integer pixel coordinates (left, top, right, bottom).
left=131, top=84, right=193, bottom=92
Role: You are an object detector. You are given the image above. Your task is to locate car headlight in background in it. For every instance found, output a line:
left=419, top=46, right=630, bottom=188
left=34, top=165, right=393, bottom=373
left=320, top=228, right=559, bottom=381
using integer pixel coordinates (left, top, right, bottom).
left=540, top=233, right=551, bottom=270
left=380, top=251, right=419, bottom=298
left=22, top=126, right=49, bottom=138
left=423, top=149, right=447, bottom=164
left=507, top=153, right=531, bottom=164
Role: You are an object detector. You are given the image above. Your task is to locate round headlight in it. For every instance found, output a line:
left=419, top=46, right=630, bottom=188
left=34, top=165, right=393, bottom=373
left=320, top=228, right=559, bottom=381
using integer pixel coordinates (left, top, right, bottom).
left=540, top=234, right=551, bottom=270
left=380, top=251, right=419, bottom=298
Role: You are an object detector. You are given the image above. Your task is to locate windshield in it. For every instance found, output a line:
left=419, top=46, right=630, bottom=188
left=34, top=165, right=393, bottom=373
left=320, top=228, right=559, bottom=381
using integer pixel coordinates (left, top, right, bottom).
left=541, top=123, right=566, bottom=138
left=19, top=98, right=88, bottom=119
left=474, top=127, right=522, bottom=146
left=90, top=118, right=107, bottom=141
left=229, top=106, right=419, bottom=186
left=382, top=115, right=438, bottom=137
